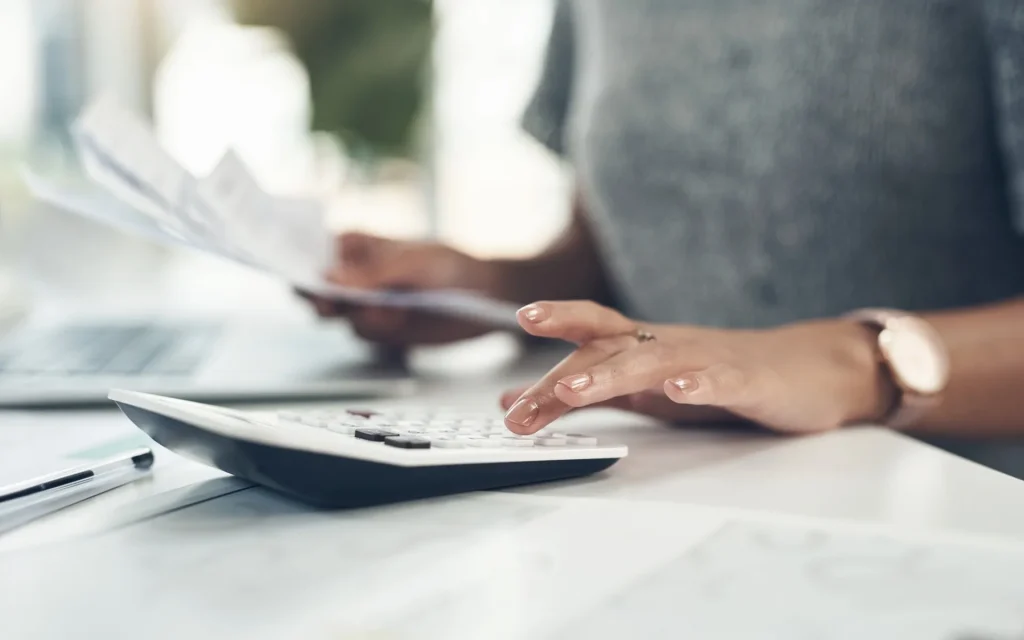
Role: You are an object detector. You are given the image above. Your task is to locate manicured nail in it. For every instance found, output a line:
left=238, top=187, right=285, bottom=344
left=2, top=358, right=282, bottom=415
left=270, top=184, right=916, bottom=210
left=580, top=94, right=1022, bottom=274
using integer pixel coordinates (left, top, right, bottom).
left=557, top=373, right=593, bottom=393
left=519, top=304, right=548, bottom=323
left=669, top=377, right=699, bottom=393
left=505, top=398, right=540, bottom=428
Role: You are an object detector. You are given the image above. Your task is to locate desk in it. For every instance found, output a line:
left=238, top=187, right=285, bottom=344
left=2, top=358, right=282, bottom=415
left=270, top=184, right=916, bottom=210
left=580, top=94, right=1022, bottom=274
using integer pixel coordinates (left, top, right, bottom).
left=4, top=252, right=1024, bottom=638
left=3, top=356, right=1024, bottom=639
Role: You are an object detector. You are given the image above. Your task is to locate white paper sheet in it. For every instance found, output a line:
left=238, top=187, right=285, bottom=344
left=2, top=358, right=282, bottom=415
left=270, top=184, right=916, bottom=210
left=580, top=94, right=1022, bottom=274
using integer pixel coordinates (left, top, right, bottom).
left=27, top=96, right=521, bottom=330
left=21, top=169, right=193, bottom=251
left=2, top=492, right=1024, bottom=640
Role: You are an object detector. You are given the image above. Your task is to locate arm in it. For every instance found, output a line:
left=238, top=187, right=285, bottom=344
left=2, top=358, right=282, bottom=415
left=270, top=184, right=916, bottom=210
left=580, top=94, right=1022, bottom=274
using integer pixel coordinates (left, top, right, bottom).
left=913, top=298, right=1024, bottom=435
left=496, top=298, right=1024, bottom=437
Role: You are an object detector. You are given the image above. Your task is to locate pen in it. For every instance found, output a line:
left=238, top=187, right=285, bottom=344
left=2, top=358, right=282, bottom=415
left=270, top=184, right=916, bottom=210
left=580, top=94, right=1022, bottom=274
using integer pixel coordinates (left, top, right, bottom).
left=0, top=448, right=155, bottom=505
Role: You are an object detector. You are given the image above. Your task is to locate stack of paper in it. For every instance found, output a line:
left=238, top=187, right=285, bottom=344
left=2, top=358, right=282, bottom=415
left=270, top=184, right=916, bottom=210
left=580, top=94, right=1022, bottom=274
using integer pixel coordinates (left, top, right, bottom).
left=24, top=97, right=520, bottom=329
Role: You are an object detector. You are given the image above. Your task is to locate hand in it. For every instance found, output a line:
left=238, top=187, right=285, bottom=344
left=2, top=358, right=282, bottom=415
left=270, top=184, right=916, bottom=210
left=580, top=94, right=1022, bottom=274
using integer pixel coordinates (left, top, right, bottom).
left=501, top=301, right=896, bottom=435
left=302, top=232, right=507, bottom=346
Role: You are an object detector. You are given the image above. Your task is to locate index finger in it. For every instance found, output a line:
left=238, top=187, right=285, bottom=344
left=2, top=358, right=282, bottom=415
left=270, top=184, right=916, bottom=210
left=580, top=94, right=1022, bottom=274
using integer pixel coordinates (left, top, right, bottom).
left=504, top=334, right=638, bottom=434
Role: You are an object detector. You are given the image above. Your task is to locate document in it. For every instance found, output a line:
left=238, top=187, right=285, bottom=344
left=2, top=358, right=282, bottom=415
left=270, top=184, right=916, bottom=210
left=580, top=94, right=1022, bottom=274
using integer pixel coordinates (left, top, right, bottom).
left=2, top=492, right=1024, bottom=640
left=26, top=97, right=521, bottom=329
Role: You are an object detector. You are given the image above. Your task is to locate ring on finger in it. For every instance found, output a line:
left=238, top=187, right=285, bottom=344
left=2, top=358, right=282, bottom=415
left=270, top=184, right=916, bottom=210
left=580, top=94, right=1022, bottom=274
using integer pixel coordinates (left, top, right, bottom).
left=634, top=327, right=657, bottom=344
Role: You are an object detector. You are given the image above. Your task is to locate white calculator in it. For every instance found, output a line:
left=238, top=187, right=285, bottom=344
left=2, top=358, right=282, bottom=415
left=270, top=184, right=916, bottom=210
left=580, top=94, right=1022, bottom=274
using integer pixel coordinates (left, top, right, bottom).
left=109, top=390, right=627, bottom=507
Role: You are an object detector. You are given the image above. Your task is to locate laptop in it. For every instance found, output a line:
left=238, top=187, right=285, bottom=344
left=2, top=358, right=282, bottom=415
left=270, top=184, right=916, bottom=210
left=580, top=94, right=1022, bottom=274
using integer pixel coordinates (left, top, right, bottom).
left=0, top=317, right=415, bottom=407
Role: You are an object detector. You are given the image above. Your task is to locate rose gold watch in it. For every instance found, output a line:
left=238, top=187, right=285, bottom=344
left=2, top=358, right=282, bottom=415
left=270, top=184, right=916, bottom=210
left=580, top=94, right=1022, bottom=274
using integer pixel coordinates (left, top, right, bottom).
left=846, top=309, right=951, bottom=428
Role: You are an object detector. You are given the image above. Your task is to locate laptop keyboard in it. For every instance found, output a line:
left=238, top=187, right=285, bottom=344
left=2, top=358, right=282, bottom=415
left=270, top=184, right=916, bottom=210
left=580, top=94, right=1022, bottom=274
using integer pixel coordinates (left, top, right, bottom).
left=0, top=324, right=219, bottom=377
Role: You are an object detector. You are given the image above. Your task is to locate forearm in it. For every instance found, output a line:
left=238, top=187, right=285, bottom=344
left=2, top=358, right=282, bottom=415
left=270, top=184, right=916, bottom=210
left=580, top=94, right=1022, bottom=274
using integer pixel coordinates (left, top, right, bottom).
left=909, top=297, right=1024, bottom=436
left=489, top=191, right=615, bottom=305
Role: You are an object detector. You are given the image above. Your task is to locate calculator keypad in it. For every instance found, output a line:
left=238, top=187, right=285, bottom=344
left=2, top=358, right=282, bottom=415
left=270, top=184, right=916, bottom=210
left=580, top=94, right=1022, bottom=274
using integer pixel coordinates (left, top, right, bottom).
left=275, top=409, right=599, bottom=451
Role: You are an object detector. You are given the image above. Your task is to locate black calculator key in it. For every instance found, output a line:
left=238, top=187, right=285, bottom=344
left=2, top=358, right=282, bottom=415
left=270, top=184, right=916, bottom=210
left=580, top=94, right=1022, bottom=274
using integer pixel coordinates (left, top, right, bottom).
left=355, top=428, right=399, bottom=442
left=384, top=436, right=431, bottom=450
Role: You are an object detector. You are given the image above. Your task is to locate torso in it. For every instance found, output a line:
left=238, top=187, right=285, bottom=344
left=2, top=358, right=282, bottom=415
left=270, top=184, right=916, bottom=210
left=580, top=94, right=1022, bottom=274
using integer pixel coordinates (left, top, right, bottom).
left=568, top=0, right=1024, bottom=326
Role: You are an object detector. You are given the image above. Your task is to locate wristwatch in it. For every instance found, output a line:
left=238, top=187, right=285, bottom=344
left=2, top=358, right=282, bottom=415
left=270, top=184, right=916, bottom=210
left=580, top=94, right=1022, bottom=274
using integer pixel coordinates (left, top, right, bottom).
left=846, top=309, right=951, bottom=428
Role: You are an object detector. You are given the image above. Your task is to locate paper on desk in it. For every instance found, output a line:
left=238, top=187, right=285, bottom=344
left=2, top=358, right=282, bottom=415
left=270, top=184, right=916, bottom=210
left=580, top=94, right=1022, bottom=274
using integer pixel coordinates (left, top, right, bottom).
left=3, top=493, right=1024, bottom=640
left=33, top=96, right=521, bottom=329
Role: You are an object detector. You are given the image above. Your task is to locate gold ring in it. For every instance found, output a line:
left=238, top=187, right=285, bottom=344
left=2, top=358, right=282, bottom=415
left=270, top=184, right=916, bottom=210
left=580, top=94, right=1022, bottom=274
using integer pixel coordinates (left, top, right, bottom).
left=634, top=328, right=657, bottom=344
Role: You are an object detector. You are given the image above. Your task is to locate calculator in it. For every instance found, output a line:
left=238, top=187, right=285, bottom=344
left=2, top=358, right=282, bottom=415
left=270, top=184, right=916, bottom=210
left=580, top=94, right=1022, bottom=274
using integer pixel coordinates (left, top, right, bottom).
left=109, top=390, right=627, bottom=508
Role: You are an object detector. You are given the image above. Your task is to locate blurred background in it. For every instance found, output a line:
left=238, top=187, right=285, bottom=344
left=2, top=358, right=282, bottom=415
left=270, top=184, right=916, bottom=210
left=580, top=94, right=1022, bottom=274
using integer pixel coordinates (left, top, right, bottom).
left=0, top=0, right=570, bottom=321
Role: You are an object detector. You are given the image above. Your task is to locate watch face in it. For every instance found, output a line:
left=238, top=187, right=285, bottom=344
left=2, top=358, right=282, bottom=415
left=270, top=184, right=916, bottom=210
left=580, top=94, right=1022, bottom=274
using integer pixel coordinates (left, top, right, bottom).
left=878, top=318, right=950, bottom=395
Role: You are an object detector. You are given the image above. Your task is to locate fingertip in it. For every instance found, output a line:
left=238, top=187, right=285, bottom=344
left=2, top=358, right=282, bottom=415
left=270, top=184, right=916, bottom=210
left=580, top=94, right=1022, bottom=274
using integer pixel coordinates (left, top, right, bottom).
left=503, top=421, right=527, bottom=435
left=516, top=303, right=553, bottom=335
left=664, top=377, right=697, bottom=403
left=504, top=397, right=540, bottom=434
left=503, top=417, right=541, bottom=436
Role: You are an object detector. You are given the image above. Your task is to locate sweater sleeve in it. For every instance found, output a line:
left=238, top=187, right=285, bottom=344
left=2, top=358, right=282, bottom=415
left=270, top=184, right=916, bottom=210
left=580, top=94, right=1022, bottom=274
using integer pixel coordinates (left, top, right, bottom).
left=983, top=0, right=1024, bottom=234
left=521, top=0, right=576, bottom=158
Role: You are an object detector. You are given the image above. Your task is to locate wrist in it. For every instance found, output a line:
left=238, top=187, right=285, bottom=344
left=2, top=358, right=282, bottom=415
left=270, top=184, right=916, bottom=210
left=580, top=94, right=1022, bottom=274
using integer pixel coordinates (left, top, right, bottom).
left=826, top=319, right=900, bottom=426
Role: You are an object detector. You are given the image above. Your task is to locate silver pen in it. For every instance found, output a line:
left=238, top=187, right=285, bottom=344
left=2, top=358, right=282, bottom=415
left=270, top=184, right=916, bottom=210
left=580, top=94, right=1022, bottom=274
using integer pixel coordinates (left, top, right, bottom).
left=0, top=448, right=154, bottom=533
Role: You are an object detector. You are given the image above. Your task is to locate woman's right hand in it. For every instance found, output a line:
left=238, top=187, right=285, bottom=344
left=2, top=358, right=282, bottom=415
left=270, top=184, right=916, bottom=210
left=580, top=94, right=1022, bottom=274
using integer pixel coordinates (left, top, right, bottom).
left=301, top=232, right=511, bottom=346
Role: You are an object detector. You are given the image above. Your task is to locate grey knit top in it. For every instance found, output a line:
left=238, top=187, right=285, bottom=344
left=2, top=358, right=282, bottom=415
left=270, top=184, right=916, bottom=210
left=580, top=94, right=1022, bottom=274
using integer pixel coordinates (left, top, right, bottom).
left=523, top=0, right=1024, bottom=328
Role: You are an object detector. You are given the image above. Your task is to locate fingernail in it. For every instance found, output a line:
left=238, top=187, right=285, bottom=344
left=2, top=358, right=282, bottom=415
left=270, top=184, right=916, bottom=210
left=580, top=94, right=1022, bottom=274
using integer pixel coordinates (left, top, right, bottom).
left=519, top=304, right=548, bottom=323
left=669, top=377, right=699, bottom=393
left=505, top=398, right=540, bottom=428
left=557, top=373, right=592, bottom=393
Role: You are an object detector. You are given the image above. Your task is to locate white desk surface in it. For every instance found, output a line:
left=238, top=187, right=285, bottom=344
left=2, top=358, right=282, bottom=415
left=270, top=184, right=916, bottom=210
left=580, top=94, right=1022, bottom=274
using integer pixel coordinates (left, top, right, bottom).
left=3, top=249, right=1024, bottom=639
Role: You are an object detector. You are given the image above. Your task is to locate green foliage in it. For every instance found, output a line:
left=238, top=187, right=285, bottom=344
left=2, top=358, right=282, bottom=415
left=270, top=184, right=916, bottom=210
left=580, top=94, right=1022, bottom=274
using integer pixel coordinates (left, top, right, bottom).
left=233, top=0, right=434, bottom=161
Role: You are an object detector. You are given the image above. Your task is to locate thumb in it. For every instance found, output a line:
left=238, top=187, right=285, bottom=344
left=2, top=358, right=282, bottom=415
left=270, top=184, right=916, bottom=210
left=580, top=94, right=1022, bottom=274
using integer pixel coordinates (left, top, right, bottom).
left=336, top=232, right=402, bottom=269
left=330, top=232, right=419, bottom=289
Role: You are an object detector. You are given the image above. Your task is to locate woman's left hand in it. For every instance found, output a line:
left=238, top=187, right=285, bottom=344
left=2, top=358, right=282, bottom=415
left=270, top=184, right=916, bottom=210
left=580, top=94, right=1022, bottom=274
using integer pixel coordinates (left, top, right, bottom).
left=502, top=301, right=897, bottom=435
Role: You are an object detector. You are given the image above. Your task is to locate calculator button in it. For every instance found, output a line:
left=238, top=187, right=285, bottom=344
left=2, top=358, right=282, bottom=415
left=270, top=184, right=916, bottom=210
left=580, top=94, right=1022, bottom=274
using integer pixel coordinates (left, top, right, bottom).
left=426, top=421, right=459, bottom=429
left=355, top=428, right=400, bottom=442
left=430, top=437, right=465, bottom=449
left=384, top=436, right=431, bottom=450
left=464, top=438, right=503, bottom=449
left=423, top=427, right=456, bottom=434
left=455, top=435, right=495, bottom=447
left=535, top=434, right=568, bottom=447
left=566, top=434, right=598, bottom=446
left=325, top=422, right=359, bottom=436
left=499, top=437, right=535, bottom=448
